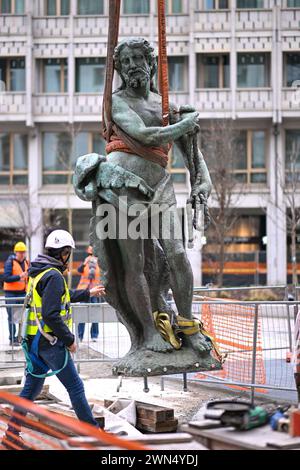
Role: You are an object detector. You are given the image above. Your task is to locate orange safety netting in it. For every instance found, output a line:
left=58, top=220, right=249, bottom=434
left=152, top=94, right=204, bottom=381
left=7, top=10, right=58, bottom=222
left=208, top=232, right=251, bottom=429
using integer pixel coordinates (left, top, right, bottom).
left=0, top=392, right=148, bottom=451
left=194, top=298, right=266, bottom=392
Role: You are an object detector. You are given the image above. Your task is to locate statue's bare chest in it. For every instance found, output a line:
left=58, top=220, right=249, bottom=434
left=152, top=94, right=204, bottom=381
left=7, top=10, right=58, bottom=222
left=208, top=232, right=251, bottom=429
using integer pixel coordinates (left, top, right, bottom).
left=127, top=99, right=163, bottom=127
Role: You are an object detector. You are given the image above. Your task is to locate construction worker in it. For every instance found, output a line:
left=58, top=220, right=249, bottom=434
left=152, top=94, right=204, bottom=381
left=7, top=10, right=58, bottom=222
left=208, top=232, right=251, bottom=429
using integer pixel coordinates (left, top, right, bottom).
left=77, top=246, right=102, bottom=342
left=2, top=230, right=105, bottom=450
left=3, top=242, right=29, bottom=346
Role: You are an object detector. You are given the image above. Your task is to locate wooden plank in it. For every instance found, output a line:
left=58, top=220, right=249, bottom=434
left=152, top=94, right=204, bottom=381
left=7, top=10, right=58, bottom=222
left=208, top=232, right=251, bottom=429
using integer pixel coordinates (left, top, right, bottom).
left=0, top=384, right=50, bottom=399
left=188, top=419, right=228, bottom=431
left=42, top=403, right=105, bottom=429
left=0, top=373, right=23, bottom=386
left=137, top=418, right=178, bottom=434
left=181, top=423, right=300, bottom=451
left=104, top=399, right=174, bottom=423
left=129, top=433, right=192, bottom=444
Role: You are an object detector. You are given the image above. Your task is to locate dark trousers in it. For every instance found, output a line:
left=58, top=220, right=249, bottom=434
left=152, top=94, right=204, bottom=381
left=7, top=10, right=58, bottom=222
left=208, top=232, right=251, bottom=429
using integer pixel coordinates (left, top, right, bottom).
left=78, top=297, right=100, bottom=340
left=5, top=291, right=25, bottom=343
left=8, top=338, right=98, bottom=435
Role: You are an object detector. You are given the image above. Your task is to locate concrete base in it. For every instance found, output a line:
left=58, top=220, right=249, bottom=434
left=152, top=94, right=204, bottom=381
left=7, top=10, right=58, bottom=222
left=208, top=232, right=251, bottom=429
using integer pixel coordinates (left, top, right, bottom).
left=112, top=348, right=222, bottom=377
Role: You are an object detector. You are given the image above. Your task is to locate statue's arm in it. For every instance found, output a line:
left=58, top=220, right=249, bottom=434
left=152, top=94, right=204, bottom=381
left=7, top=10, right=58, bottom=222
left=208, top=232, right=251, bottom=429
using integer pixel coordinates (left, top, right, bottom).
left=112, top=95, right=199, bottom=147
left=170, top=103, right=212, bottom=199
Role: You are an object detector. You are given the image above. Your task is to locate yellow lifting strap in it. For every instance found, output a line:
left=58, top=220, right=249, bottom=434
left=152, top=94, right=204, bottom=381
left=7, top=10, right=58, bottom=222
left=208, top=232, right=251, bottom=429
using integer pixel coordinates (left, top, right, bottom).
left=153, top=312, right=182, bottom=350
left=153, top=312, right=226, bottom=364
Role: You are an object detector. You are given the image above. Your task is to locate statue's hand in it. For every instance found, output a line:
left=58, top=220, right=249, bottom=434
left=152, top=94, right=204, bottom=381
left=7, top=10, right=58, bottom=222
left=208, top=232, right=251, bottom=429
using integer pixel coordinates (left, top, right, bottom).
left=188, top=183, right=211, bottom=231
left=179, top=105, right=197, bottom=114
left=181, top=111, right=200, bottom=134
left=191, top=181, right=211, bottom=202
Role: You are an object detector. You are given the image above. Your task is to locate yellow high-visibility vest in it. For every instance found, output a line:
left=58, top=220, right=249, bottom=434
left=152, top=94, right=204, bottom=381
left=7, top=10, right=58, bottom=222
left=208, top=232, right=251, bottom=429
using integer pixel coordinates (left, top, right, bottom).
left=26, top=268, right=72, bottom=336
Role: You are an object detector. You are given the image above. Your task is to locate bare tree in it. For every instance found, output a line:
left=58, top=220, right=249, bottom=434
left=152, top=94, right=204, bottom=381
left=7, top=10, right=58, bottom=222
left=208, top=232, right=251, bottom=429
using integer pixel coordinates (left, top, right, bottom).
left=54, top=123, right=82, bottom=288
left=285, top=137, right=300, bottom=287
left=12, top=192, right=42, bottom=256
left=201, top=119, right=245, bottom=287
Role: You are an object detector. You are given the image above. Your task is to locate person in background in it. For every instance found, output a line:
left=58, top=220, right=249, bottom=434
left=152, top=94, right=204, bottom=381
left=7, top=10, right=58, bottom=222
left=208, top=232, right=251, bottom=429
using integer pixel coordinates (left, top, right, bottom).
left=77, top=246, right=103, bottom=342
left=3, top=242, right=29, bottom=346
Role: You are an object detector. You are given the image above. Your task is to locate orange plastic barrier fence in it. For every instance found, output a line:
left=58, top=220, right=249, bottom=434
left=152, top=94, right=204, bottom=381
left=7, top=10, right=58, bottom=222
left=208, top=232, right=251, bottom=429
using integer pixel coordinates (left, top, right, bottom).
left=194, top=298, right=266, bottom=391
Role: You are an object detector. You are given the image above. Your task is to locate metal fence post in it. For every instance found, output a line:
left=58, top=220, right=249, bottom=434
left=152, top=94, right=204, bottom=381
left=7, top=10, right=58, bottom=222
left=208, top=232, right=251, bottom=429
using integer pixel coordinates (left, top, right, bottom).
left=251, top=304, right=259, bottom=406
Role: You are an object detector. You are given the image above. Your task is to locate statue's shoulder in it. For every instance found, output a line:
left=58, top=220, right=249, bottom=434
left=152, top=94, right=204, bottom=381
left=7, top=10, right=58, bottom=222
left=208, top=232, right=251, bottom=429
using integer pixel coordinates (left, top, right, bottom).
left=112, top=91, right=129, bottom=113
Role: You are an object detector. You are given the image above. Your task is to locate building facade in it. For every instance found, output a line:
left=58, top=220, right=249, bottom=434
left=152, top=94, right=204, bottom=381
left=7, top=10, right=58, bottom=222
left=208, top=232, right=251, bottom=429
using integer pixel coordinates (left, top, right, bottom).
left=0, top=0, right=299, bottom=286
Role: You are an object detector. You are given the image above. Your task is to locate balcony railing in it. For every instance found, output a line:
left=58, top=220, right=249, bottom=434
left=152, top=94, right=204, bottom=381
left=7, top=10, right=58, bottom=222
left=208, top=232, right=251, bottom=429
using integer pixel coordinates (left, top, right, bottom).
left=236, top=89, right=272, bottom=113
left=166, top=14, right=190, bottom=35
left=194, top=11, right=231, bottom=33
left=0, top=93, right=26, bottom=119
left=74, top=94, right=103, bottom=117
left=195, top=89, right=232, bottom=114
left=119, top=15, right=151, bottom=37
left=33, top=94, right=69, bottom=118
left=33, top=17, right=70, bottom=38
left=282, top=88, right=300, bottom=113
left=281, top=8, right=300, bottom=30
left=236, top=9, right=273, bottom=31
left=0, top=15, right=27, bottom=36
left=74, top=15, right=107, bottom=37
left=169, top=92, right=190, bottom=107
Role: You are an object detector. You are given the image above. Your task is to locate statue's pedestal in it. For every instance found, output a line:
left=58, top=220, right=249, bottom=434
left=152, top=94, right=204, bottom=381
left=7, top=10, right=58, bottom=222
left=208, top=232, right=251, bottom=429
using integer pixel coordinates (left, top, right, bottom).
left=112, top=348, right=222, bottom=377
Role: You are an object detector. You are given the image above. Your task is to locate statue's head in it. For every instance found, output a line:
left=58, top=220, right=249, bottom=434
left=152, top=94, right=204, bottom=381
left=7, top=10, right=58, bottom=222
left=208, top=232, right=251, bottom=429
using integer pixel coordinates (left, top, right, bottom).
left=114, top=38, right=157, bottom=91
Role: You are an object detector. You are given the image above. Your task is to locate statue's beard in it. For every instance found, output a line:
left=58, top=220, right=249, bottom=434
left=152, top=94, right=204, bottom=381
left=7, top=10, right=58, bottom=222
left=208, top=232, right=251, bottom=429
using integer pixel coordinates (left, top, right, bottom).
left=123, top=68, right=151, bottom=89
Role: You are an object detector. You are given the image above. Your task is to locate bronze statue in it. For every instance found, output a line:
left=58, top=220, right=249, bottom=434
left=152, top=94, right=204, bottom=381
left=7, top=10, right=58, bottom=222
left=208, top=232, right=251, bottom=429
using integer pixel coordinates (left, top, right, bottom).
left=74, top=38, right=222, bottom=376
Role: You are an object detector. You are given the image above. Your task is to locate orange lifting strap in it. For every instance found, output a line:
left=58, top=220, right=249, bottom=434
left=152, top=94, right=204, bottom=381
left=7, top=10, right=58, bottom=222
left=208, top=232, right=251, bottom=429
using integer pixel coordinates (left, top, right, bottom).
left=102, top=0, right=170, bottom=141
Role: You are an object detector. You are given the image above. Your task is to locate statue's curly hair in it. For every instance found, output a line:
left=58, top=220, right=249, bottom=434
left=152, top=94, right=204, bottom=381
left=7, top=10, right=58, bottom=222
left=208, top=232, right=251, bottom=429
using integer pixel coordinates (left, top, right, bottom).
left=113, top=38, right=158, bottom=92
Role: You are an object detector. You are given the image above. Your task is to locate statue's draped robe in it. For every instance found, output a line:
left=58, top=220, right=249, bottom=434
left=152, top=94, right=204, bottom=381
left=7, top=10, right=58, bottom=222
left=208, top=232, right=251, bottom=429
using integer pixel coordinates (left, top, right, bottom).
left=74, top=152, right=178, bottom=351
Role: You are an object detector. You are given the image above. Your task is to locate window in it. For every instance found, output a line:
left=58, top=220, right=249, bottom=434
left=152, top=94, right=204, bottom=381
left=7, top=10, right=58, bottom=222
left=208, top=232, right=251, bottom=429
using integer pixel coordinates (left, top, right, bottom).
left=168, top=144, right=186, bottom=184
left=234, top=130, right=267, bottom=184
left=46, top=0, right=70, bottom=15
left=76, top=58, right=106, bottom=93
left=203, top=0, right=229, bottom=9
left=197, top=54, right=230, bottom=88
left=0, top=133, right=28, bottom=186
left=43, top=132, right=106, bottom=184
left=237, top=53, right=270, bottom=88
left=284, top=53, right=300, bottom=87
left=168, top=56, right=188, bottom=92
left=286, top=130, right=300, bottom=183
left=0, top=0, right=25, bottom=14
left=287, top=1, right=300, bottom=7
left=237, top=0, right=264, bottom=7
left=123, top=0, right=150, bottom=14
left=0, top=58, right=25, bottom=91
left=40, top=59, right=68, bottom=93
left=77, top=0, right=104, bottom=15
left=165, top=0, right=183, bottom=14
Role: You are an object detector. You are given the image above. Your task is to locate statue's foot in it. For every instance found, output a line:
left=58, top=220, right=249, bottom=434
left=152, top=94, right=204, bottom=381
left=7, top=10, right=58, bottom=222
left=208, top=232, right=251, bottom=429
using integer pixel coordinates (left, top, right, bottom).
left=183, top=332, right=212, bottom=353
left=143, top=333, right=174, bottom=353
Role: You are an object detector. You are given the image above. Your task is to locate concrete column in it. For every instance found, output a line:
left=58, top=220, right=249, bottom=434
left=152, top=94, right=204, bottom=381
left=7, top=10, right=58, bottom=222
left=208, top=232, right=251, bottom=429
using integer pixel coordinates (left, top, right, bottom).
left=267, top=203, right=287, bottom=285
left=272, top=1, right=282, bottom=124
left=28, top=129, right=43, bottom=259
left=149, top=0, right=156, bottom=46
left=231, top=0, right=237, bottom=120
left=26, top=5, right=33, bottom=127
left=68, top=0, right=76, bottom=123
left=188, top=1, right=196, bottom=106
left=267, top=125, right=287, bottom=285
left=186, top=230, right=203, bottom=288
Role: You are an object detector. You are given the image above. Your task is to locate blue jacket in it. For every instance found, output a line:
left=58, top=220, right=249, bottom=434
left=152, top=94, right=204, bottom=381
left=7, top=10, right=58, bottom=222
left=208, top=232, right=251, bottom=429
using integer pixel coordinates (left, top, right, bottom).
left=28, top=254, right=90, bottom=348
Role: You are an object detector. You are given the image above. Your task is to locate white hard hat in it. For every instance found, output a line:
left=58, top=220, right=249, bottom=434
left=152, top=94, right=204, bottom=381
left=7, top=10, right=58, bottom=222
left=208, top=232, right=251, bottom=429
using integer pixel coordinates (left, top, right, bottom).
left=45, top=230, right=75, bottom=250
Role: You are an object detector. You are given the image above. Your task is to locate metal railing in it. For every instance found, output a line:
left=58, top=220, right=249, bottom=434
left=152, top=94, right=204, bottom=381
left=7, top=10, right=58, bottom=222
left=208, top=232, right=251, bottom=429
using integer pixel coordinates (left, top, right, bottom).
left=0, top=295, right=298, bottom=403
